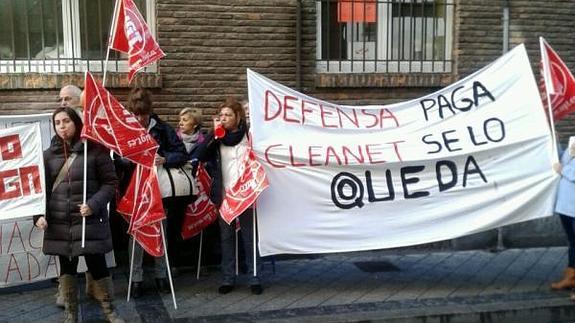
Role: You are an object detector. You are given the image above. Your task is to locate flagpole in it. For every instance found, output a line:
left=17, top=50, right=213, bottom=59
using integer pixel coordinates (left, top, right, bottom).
left=127, top=236, right=136, bottom=302
left=81, top=140, right=87, bottom=248
left=540, top=37, right=559, bottom=163
left=253, top=207, right=257, bottom=277
left=81, top=70, right=88, bottom=249
left=196, top=230, right=203, bottom=280
left=161, top=223, right=178, bottom=310
left=235, top=219, right=239, bottom=276
left=103, top=0, right=121, bottom=86
left=126, top=165, right=142, bottom=302
left=82, top=0, right=119, bottom=248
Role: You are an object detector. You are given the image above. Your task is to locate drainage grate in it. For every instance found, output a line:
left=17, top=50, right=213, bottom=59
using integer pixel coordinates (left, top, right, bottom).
left=353, top=261, right=400, bottom=273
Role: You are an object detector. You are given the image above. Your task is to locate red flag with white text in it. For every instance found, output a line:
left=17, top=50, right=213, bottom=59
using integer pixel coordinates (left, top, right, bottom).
left=181, top=164, right=218, bottom=240
left=220, top=147, right=269, bottom=224
left=82, top=72, right=158, bottom=168
left=109, top=0, right=165, bottom=83
left=540, top=37, right=575, bottom=121
left=117, top=165, right=165, bottom=256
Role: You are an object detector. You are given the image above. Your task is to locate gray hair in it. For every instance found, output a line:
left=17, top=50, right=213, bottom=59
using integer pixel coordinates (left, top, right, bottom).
left=60, top=85, right=82, bottom=99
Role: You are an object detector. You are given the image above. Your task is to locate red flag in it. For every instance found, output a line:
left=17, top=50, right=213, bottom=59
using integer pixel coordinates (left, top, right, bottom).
left=82, top=72, right=158, bottom=168
left=540, top=37, right=575, bottom=121
left=219, top=148, right=269, bottom=224
left=338, top=0, right=376, bottom=23
left=131, top=223, right=163, bottom=257
left=181, top=164, right=218, bottom=240
left=109, top=0, right=165, bottom=83
left=117, top=165, right=165, bottom=256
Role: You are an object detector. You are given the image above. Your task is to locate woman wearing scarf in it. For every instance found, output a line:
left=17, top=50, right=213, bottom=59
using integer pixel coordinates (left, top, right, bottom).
left=194, top=97, right=263, bottom=295
left=178, top=107, right=205, bottom=159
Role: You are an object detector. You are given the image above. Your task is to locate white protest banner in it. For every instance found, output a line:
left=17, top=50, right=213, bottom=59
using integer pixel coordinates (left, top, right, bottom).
left=0, top=124, right=45, bottom=220
left=248, top=44, right=558, bottom=256
left=0, top=113, right=59, bottom=287
left=0, top=114, right=114, bottom=287
left=0, top=219, right=60, bottom=287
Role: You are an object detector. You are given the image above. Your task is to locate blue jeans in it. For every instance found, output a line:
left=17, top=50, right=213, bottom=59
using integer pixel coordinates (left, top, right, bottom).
left=219, top=209, right=261, bottom=286
left=559, top=213, right=575, bottom=267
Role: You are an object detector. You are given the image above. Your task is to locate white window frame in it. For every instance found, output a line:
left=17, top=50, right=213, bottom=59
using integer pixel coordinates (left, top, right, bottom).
left=316, top=0, right=454, bottom=74
left=0, top=0, right=158, bottom=74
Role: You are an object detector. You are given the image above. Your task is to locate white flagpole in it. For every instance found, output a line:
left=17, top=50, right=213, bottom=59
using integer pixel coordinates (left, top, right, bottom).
left=126, top=165, right=142, bottom=302
left=253, top=207, right=257, bottom=277
left=103, top=0, right=121, bottom=86
left=127, top=237, right=136, bottom=302
left=83, top=0, right=120, bottom=248
left=81, top=141, right=87, bottom=248
left=196, top=230, right=203, bottom=280
left=161, top=223, right=178, bottom=310
left=235, top=219, right=239, bottom=276
left=539, top=37, right=559, bottom=163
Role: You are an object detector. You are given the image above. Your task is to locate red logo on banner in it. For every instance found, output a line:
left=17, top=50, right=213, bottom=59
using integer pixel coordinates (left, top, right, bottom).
left=220, top=149, right=269, bottom=224
left=109, top=0, right=165, bottom=82
left=181, top=164, right=218, bottom=240
left=82, top=72, right=158, bottom=168
left=117, top=165, right=165, bottom=257
left=540, top=39, right=575, bottom=122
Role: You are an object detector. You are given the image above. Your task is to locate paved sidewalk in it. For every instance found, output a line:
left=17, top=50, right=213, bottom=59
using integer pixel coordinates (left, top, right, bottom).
left=2, top=247, right=575, bottom=322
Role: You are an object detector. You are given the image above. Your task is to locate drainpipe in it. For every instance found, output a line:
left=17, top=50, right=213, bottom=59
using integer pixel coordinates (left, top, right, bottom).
left=502, top=0, right=510, bottom=54
left=296, top=0, right=302, bottom=90
left=496, top=0, right=510, bottom=252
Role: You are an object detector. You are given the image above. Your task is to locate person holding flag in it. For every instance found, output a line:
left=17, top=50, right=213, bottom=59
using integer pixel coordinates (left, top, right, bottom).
left=550, top=139, right=575, bottom=298
left=194, top=97, right=264, bottom=295
left=115, top=88, right=188, bottom=298
left=34, top=107, right=123, bottom=323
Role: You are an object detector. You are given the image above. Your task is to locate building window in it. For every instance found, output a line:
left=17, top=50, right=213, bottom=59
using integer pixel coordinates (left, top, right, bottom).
left=0, top=0, right=157, bottom=74
left=316, top=0, right=454, bottom=73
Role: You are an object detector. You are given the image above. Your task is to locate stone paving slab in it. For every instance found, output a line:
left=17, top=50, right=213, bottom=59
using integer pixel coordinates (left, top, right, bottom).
left=1, top=247, right=575, bottom=322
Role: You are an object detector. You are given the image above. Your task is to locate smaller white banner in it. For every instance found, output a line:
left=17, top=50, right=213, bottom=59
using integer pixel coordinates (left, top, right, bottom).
left=0, top=218, right=60, bottom=287
left=0, top=124, right=46, bottom=220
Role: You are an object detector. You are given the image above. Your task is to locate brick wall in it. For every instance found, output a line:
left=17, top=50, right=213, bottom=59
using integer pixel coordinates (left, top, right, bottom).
left=0, top=0, right=575, bottom=135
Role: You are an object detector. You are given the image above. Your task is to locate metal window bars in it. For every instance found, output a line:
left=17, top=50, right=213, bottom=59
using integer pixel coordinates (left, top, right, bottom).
left=0, top=0, right=153, bottom=74
left=316, top=0, right=454, bottom=73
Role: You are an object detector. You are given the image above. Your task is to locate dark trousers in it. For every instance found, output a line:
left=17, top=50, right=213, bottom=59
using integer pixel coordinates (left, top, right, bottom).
left=219, top=208, right=261, bottom=285
left=166, top=201, right=187, bottom=267
left=59, top=254, right=109, bottom=280
left=559, top=213, right=575, bottom=267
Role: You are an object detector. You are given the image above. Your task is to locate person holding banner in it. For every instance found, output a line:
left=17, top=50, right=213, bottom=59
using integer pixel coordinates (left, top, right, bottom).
left=34, top=107, right=123, bottom=323
left=195, top=97, right=263, bottom=295
left=551, top=140, right=575, bottom=298
left=116, top=88, right=188, bottom=298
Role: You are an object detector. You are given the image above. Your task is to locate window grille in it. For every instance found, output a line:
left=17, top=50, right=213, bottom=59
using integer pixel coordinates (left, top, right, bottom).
left=0, top=0, right=156, bottom=74
left=316, top=0, right=455, bottom=73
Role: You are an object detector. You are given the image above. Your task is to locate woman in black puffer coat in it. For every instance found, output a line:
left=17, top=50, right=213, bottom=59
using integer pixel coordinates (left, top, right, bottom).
left=34, top=107, right=123, bottom=323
